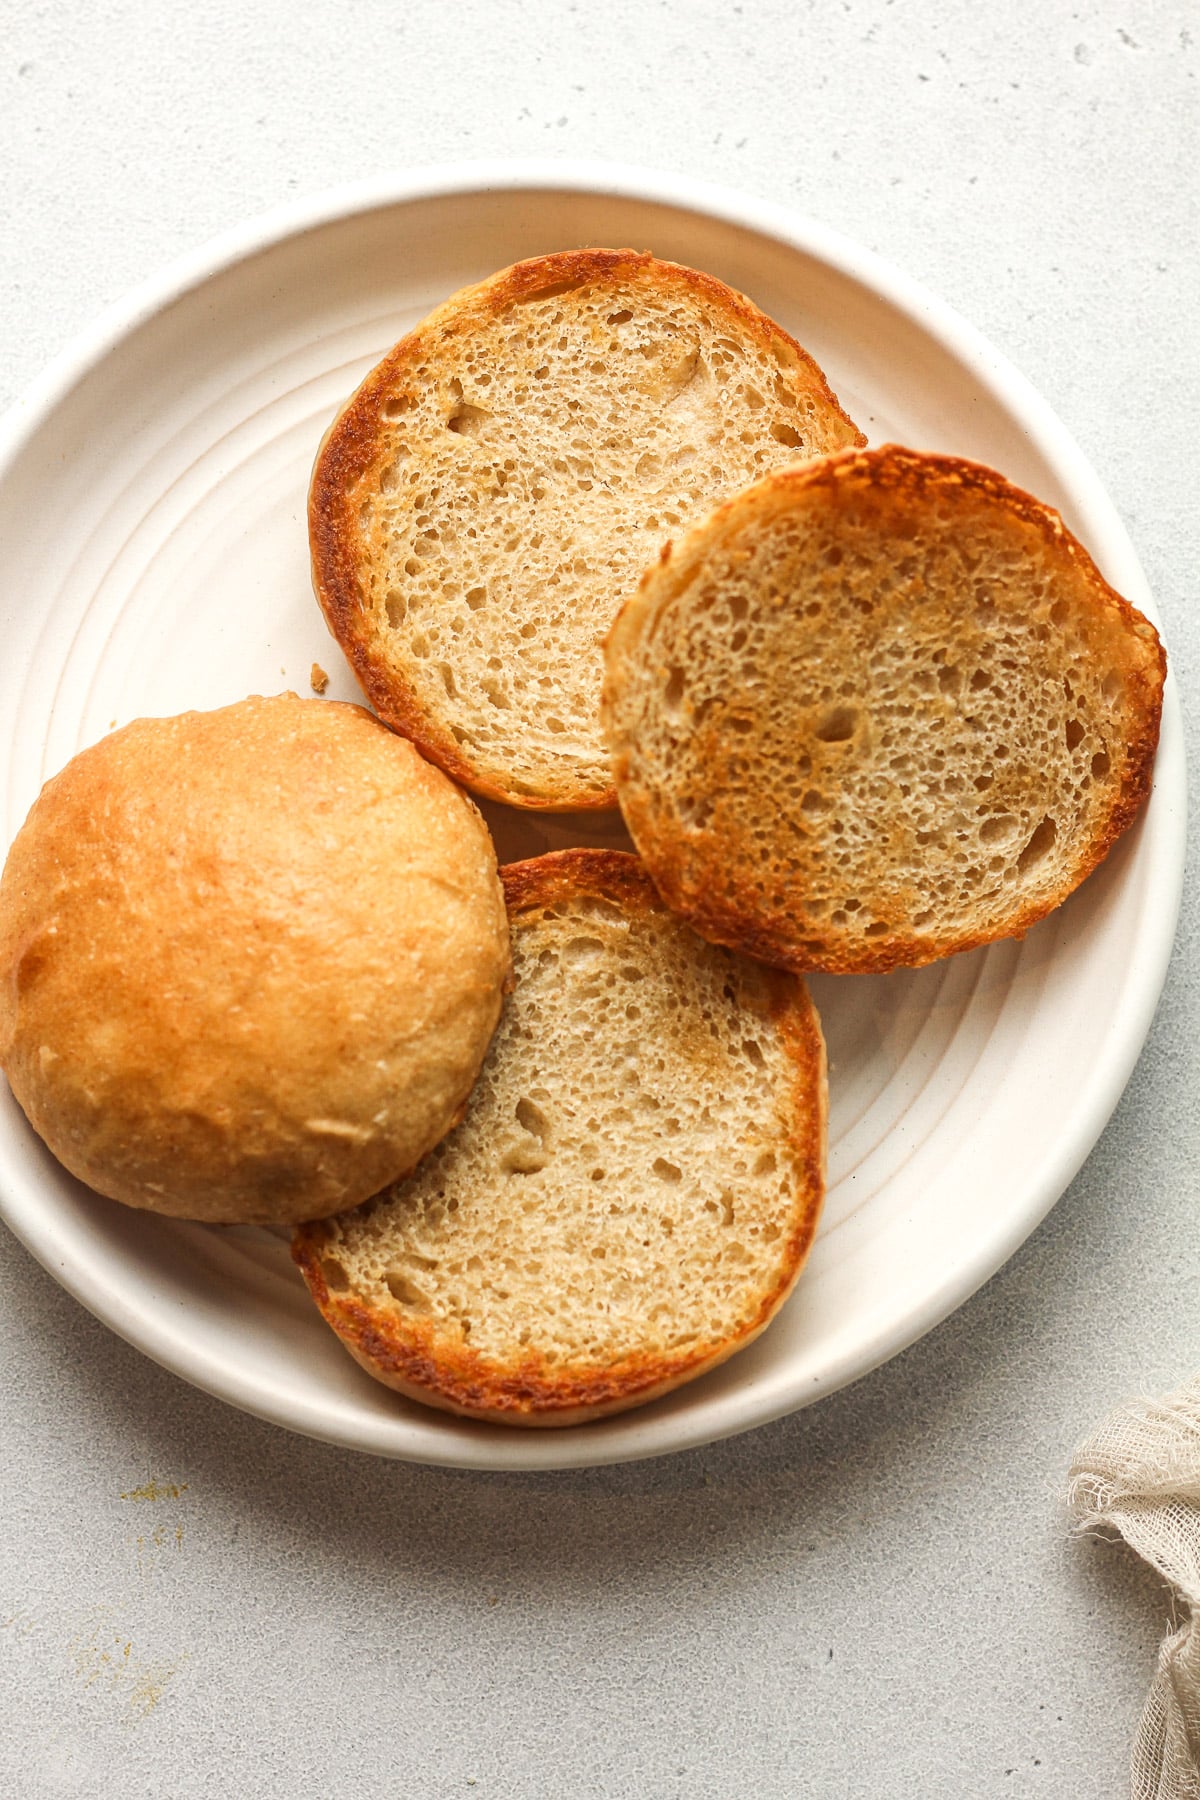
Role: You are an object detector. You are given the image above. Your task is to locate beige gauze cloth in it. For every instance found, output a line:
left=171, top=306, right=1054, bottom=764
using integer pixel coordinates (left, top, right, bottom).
left=1067, top=1375, right=1200, bottom=1800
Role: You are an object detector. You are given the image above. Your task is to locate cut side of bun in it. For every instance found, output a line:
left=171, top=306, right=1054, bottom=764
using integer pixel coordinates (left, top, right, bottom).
left=602, top=445, right=1166, bottom=975
left=309, top=248, right=864, bottom=812
left=292, top=850, right=827, bottom=1426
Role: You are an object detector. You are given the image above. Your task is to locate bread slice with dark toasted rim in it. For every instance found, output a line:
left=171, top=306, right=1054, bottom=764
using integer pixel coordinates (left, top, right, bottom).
left=602, top=445, right=1166, bottom=976
left=292, top=850, right=826, bottom=1427
left=308, top=248, right=864, bottom=813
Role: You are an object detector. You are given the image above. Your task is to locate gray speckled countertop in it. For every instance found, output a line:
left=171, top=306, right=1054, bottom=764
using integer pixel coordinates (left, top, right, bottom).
left=1, top=5, right=1197, bottom=1795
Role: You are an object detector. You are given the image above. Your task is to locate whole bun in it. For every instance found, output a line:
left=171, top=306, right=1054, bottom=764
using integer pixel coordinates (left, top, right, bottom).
left=0, top=695, right=511, bottom=1225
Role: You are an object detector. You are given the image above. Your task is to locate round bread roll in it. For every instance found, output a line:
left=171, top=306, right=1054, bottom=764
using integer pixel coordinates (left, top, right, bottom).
left=603, top=446, right=1166, bottom=975
left=294, top=850, right=827, bottom=1426
left=0, top=694, right=511, bottom=1225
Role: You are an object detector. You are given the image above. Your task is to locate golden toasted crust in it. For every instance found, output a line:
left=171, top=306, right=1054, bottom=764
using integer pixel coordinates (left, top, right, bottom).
left=292, top=849, right=827, bottom=1426
left=309, top=248, right=864, bottom=812
left=602, top=445, right=1166, bottom=975
left=0, top=695, right=510, bottom=1224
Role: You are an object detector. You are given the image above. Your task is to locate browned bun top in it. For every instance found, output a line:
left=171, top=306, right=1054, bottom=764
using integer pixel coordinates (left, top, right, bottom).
left=293, top=848, right=827, bottom=1427
left=308, top=248, right=864, bottom=813
left=602, top=444, right=1166, bottom=975
left=0, top=694, right=510, bottom=1224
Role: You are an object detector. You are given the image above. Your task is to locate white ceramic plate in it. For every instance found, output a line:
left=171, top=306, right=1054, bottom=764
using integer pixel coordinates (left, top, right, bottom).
left=0, top=163, right=1184, bottom=1470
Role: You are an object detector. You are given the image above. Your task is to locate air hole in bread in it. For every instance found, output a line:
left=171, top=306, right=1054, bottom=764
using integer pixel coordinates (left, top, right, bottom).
left=512, top=276, right=591, bottom=306
left=515, top=1097, right=549, bottom=1141
left=864, top=921, right=889, bottom=938
left=501, top=1144, right=549, bottom=1176
left=815, top=706, right=858, bottom=743
left=662, top=666, right=690, bottom=712
left=1102, top=671, right=1124, bottom=703
left=386, top=1269, right=432, bottom=1311
left=1018, top=815, right=1058, bottom=873
left=652, top=1157, right=682, bottom=1184
left=771, top=421, right=804, bottom=449
left=1065, top=718, right=1085, bottom=750
left=321, top=1257, right=351, bottom=1292
left=447, top=404, right=490, bottom=436
left=607, top=309, right=633, bottom=325
left=381, top=394, right=412, bottom=419
left=1091, top=749, right=1111, bottom=778
left=980, top=813, right=1016, bottom=843
left=385, top=590, right=406, bottom=627
left=1050, top=600, right=1071, bottom=626
left=562, top=935, right=605, bottom=966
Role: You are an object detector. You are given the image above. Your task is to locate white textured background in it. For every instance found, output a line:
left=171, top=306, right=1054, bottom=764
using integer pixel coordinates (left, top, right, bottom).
left=1, top=3, right=1197, bottom=1795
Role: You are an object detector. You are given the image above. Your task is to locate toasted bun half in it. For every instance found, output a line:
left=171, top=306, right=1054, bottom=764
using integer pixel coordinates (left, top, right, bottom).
left=602, top=445, right=1166, bottom=975
left=309, top=248, right=864, bottom=813
left=292, top=850, right=827, bottom=1426
left=0, top=695, right=510, bottom=1224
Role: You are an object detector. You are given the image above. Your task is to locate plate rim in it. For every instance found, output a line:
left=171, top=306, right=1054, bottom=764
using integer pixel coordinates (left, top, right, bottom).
left=0, top=158, right=1185, bottom=1470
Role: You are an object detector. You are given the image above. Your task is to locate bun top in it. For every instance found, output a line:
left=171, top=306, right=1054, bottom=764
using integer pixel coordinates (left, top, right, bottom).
left=0, top=694, right=510, bottom=1224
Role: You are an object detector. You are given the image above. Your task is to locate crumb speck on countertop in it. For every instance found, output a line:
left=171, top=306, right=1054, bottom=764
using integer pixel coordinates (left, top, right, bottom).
left=311, top=662, right=329, bottom=694
left=69, top=1612, right=189, bottom=1722
left=120, top=1479, right=188, bottom=1502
